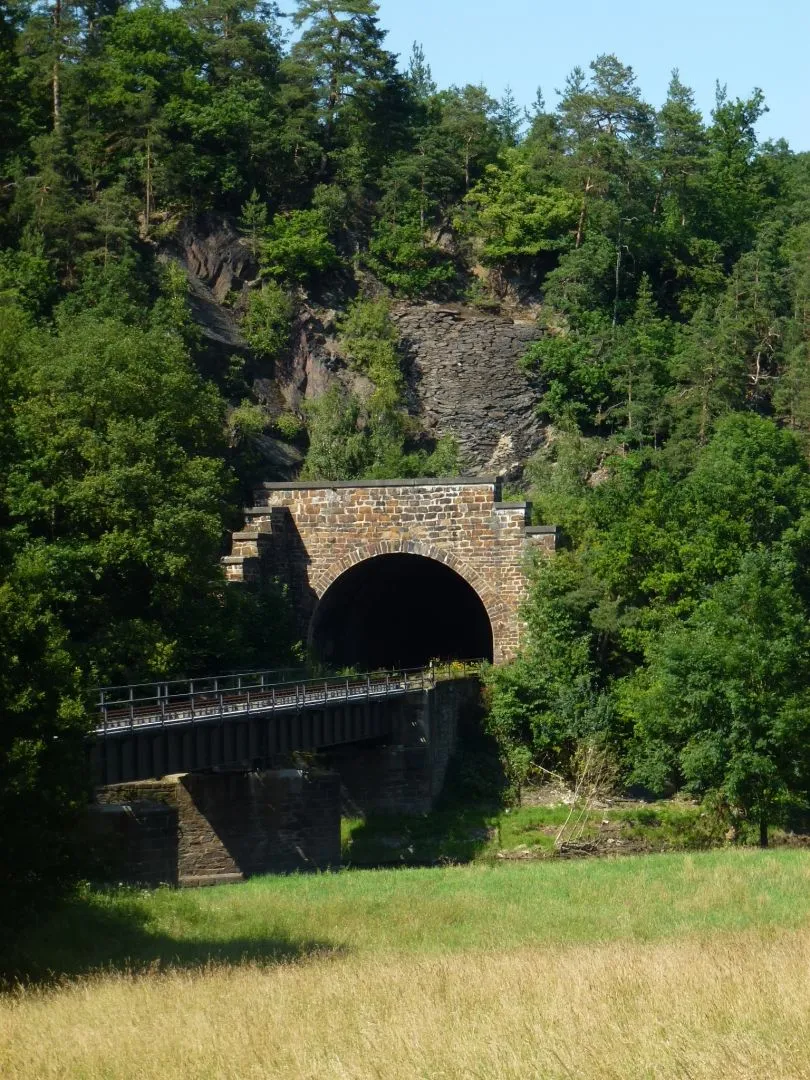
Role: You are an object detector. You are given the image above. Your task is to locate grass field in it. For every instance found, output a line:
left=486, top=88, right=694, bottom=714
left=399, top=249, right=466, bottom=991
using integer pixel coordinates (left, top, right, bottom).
left=4, top=850, right=810, bottom=1078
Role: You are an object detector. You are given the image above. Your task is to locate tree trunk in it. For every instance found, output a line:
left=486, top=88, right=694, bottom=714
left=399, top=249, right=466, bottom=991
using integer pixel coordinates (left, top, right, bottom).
left=144, top=131, right=153, bottom=236
left=575, top=176, right=592, bottom=249
left=613, top=229, right=622, bottom=327
left=52, top=0, right=62, bottom=134
left=759, top=813, right=769, bottom=848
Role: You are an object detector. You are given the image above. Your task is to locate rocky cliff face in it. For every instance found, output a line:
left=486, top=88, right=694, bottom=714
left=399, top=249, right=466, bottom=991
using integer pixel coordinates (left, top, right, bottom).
left=393, top=304, right=544, bottom=476
left=172, top=219, right=546, bottom=478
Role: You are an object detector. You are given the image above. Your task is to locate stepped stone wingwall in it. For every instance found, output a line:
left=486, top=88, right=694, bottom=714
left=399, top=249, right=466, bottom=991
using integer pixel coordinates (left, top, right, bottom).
left=223, top=477, right=559, bottom=664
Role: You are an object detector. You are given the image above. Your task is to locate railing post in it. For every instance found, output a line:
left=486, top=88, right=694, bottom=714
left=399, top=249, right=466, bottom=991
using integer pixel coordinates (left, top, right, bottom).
left=272, top=686, right=276, bottom=711
left=346, top=677, right=349, bottom=702
left=366, top=674, right=370, bottom=700
left=129, top=687, right=135, bottom=729
left=246, top=690, right=251, bottom=716
left=100, top=689, right=107, bottom=733
left=385, top=672, right=389, bottom=696
left=218, top=691, right=224, bottom=720
left=324, top=679, right=328, bottom=703
left=190, top=680, right=195, bottom=722
left=160, top=684, right=166, bottom=727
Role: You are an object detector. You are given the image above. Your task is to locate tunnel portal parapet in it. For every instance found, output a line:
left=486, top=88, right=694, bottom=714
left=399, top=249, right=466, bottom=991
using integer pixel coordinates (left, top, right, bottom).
left=224, top=477, right=559, bottom=665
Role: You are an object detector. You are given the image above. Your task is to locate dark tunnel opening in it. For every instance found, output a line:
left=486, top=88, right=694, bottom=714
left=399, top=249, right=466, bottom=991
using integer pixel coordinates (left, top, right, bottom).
left=310, top=554, right=494, bottom=670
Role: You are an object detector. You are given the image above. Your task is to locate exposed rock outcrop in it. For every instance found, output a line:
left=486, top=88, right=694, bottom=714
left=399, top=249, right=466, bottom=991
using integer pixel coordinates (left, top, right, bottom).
left=394, top=304, right=545, bottom=476
left=174, top=216, right=257, bottom=303
left=171, top=218, right=547, bottom=478
left=166, top=217, right=254, bottom=373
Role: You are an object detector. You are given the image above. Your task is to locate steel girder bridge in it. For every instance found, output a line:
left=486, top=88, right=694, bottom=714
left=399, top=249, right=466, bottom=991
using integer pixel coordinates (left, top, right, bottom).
left=90, top=661, right=483, bottom=786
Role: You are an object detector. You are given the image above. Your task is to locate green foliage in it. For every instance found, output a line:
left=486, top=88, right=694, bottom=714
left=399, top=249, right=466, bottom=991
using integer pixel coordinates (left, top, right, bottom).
left=273, top=411, right=306, bottom=441
left=489, top=415, right=810, bottom=836
left=301, top=385, right=370, bottom=481
left=238, top=189, right=269, bottom=258
left=259, top=209, right=338, bottom=282
left=289, top=0, right=403, bottom=165
left=365, top=214, right=455, bottom=297
left=625, top=550, right=810, bottom=843
left=0, top=246, right=57, bottom=314
left=227, top=399, right=268, bottom=442
left=484, top=550, right=614, bottom=797
left=6, top=310, right=231, bottom=680
left=339, top=296, right=400, bottom=378
left=2, top=0, right=810, bottom=924
left=301, top=299, right=461, bottom=481
left=241, top=281, right=294, bottom=358
left=0, top=551, right=88, bottom=929
left=461, top=151, right=578, bottom=267
left=0, top=280, right=296, bottom=927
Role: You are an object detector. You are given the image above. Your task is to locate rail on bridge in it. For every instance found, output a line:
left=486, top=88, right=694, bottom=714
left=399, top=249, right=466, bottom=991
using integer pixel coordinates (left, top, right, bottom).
left=90, top=661, right=484, bottom=786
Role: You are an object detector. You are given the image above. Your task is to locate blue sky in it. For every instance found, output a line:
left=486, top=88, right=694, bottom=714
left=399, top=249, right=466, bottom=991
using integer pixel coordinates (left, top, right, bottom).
left=372, top=0, right=810, bottom=150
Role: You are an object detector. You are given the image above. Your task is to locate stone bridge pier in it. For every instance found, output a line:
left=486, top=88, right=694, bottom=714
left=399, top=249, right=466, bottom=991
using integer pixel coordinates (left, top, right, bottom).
left=224, top=476, right=558, bottom=666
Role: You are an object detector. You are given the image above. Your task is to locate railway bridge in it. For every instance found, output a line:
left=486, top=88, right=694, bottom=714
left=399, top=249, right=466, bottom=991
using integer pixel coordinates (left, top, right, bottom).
left=90, top=477, right=559, bottom=887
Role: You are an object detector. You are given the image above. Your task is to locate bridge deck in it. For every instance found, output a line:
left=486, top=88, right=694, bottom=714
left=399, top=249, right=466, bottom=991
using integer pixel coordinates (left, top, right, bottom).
left=95, top=662, right=482, bottom=738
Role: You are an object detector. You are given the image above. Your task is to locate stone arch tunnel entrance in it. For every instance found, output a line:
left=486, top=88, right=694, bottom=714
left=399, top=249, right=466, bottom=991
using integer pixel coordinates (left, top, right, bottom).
left=310, top=554, right=494, bottom=670
left=224, top=477, right=560, bottom=665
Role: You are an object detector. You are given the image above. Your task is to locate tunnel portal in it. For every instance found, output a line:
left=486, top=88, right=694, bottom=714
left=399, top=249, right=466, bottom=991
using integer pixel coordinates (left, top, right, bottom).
left=225, top=478, right=560, bottom=664
left=310, top=554, right=494, bottom=670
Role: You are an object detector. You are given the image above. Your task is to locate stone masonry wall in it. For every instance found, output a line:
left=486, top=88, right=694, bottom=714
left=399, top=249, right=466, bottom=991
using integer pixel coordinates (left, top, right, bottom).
left=95, top=769, right=341, bottom=886
left=83, top=800, right=179, bottom=887
left=224, top=478, right=558, bottom=664
left=321, top=678, right=482, bottom=816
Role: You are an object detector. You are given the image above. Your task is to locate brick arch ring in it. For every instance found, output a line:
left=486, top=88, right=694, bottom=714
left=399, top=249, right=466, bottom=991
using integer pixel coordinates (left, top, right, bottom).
left=307, top=539, right=508, bottom=658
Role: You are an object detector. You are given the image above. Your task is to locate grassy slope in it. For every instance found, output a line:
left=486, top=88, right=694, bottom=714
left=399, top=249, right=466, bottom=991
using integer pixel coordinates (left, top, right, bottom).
left=5, top=851, right=810, bottom=1079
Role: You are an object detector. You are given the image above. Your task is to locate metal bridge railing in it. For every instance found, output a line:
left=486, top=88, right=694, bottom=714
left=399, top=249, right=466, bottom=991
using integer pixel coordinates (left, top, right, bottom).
left=93, top=659, right=485, bottom=737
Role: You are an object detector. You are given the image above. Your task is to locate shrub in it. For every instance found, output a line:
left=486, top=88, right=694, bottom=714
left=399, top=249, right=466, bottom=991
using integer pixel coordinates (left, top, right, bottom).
left=242, top=282, right=294, bottom=359
left=260, top=210, right=338, bottom=283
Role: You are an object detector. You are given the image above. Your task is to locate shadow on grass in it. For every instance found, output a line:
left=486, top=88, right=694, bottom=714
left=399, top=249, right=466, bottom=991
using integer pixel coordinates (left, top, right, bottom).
left=3, top=889, right=339, bottom=988
left=343, top=729, right=508, bottom=868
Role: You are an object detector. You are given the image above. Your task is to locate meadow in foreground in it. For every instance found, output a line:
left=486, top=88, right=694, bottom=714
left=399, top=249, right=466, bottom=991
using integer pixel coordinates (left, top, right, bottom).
left=4, top=850, right=810, bottom=1079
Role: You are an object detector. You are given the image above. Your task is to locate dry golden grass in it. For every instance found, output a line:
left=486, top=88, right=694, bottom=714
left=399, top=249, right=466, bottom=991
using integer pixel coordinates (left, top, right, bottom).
left=3, top=927, right=810, bottom=1079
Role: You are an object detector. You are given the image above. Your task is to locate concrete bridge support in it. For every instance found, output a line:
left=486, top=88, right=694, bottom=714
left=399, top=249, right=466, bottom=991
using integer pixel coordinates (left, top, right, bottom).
left=327, top=677, right=481, bottom=816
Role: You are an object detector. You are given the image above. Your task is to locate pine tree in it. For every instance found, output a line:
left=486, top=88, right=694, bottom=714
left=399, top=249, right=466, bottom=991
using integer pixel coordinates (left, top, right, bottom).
left=497, top=85, right=522, bottom=146
left=407, top=40, right=435, bottom=101
left=290, top=0, right=393, bottom=159
left=556, top=54, right=654, bottom=248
